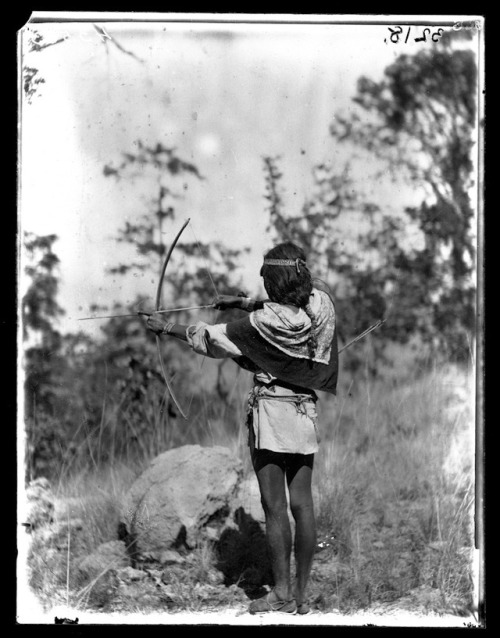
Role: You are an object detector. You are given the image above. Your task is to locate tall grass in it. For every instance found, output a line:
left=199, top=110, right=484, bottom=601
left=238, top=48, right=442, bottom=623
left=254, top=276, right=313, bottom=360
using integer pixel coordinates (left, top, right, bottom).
left=313, top=361, right=476, bottom=613
left=24, top=358, right=477, bottom=616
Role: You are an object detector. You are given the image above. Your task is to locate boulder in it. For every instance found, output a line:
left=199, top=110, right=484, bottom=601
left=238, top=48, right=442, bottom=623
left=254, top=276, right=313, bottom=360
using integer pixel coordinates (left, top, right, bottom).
left=232, top=475, right=265, bottom=525
left=120, top=444, right=243, bottom=557
left=230, top=474, right=321, bottom=527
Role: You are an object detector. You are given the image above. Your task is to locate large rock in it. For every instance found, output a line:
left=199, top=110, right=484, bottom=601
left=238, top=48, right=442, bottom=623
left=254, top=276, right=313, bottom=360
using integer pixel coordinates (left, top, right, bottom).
left=120, top=445, right=243, bottom=557
left=231, top=474, right=321, bottom=527
left=232, top=475, right=266, bottom=525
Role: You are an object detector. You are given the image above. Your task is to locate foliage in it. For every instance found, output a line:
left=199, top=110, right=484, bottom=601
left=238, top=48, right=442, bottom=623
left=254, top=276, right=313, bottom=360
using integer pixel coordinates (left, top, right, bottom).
left=23, top=66, right=46, bottom=103
left=332, top=39, right=477, bottom=359
left=99, top=140, right=249, bottom=420
left=22, top=233, right=67, bottom=477
left=102, top=140, right=204, bottom=280
left=21, top=25, right=143, bottom=103
left=102, top=140, right=246, bottom=304
left=21, top=135, right=253, bottom=480
left=21, top=29, right=68, bottom=103
left=21, top=234, right=106, bottom=481
left=20, top=28, right=479, bottom=620
left=264, top=34, right=479, bottom=367
left=22, top=28, right=479, bottom=496
left=23, top=233, right=64, bottom=338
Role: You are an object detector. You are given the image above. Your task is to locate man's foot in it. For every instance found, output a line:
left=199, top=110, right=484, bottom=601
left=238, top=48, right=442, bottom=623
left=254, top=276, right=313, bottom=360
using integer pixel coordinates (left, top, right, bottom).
left=293, top=583, right=311, bottom=614
left=248, top=591, right=297, bottom=614
left=296, top=602, right=311, bottom=614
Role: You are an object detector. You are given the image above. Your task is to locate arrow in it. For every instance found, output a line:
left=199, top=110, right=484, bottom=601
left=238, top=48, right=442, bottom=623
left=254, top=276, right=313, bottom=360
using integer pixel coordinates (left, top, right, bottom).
left=77, top=304, right=215, bottom=321
left=338, top=318, right=386, bottom=354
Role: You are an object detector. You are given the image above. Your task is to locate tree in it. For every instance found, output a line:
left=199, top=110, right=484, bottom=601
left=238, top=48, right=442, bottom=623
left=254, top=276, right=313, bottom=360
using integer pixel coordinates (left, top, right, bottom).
left=103, top=140, right=246, bottom=305
left=335, top=34, right=478, bottom=362
left=22, top=233, right=68, bottom=478
left=102, top=140, right=249, bottom=417
left=22, top=233, right=65, bottom=415
left=265, top=32, right=479, bottom=366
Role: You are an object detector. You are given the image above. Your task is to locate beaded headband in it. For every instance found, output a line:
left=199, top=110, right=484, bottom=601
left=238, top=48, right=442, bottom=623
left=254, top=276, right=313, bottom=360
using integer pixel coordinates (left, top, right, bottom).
left=263, top=258, right=305, bottom=273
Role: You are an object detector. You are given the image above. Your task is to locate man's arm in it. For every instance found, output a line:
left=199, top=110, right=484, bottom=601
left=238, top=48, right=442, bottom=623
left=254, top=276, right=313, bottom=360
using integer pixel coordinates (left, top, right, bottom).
left=146, top=317, right=188, bottom=341
left=145, top=293, right=268, bottom=339
left=214, top=294, right=266, bottom=312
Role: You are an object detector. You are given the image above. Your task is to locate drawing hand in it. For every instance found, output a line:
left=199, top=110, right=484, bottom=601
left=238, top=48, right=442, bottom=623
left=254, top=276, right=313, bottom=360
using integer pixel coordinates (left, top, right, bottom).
left=213, top=294, right=245, bottom=310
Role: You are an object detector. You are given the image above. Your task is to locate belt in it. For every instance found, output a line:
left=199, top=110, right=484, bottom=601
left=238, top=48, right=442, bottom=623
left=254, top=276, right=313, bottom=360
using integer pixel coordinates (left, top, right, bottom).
left=247, top=383, right=317, bottom=417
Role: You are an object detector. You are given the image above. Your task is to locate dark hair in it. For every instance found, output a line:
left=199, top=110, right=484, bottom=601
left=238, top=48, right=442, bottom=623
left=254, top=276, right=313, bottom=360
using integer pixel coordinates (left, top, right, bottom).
left=260, top=242, right=318, bottom=358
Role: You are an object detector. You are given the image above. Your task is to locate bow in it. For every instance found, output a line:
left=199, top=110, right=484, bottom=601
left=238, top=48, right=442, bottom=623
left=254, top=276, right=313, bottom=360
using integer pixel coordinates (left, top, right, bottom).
left=155, top=218, right=191, bottom=420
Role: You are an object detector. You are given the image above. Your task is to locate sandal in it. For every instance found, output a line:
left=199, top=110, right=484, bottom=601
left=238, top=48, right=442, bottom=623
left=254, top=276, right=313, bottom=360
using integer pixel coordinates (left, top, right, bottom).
left=296, top=602, right=311, bottom=615
left=248, top=592, right=297, bottom=614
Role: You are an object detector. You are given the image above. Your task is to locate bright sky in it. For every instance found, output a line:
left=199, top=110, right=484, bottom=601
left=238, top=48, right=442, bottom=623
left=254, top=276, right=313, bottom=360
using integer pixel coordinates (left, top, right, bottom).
left=18, top=13, right=480, bottom=340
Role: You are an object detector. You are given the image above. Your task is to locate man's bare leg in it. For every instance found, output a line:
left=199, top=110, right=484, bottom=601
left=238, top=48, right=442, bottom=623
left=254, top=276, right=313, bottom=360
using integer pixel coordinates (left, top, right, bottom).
left=287, top=455, right=316, bottom=608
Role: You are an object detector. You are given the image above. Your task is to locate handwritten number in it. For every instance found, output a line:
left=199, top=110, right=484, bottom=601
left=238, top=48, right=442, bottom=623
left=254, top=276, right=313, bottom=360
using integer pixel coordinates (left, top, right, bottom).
left=431, top=28, right=444, bottom=42
left=414, top=28, right=430, bottom=42
left=388, top=25, right=448, bottom=44
left=388, top=26, right=403, bottom=43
